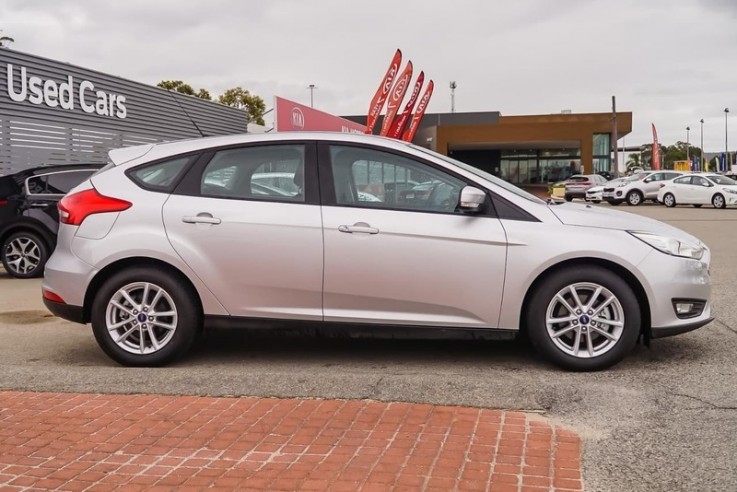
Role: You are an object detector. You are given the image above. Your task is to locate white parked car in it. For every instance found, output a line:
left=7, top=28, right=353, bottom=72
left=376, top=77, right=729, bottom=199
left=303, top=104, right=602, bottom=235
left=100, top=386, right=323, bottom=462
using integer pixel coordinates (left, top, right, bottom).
left=585, top=178, right=626, bottom=203
left=658, top=173, right=737, bottom=208
left=603, top=171, right=684, bottom=206
left=41, top=132, right=712, bottom=371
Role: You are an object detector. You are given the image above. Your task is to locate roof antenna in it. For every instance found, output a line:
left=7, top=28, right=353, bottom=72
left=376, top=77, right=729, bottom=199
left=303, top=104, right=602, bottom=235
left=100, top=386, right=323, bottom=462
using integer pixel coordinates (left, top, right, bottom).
left=166, top=91, right=206, bottom=138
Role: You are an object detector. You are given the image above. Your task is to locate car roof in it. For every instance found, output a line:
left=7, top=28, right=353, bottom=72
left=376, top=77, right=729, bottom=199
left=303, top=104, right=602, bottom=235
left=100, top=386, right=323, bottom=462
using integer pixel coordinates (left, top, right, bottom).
left=4, top=163, right=103, bottom=178
left=108, top=132, right=413, bottom=166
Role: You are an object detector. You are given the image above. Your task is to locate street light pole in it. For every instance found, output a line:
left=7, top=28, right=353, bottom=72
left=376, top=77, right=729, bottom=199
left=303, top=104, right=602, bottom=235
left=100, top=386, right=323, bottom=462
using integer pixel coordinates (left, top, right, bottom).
left=726, top=108, right=730, bottom=172
left=700, top=119, right=704, bottom=171
left=308, top=84, right=317, bottom=108
left=686, top=126, right=690, bottom=162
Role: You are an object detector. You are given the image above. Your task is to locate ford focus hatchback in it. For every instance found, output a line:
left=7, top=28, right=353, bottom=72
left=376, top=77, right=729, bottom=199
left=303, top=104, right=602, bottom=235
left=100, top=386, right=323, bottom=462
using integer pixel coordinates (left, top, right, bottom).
left=42, top=133, right=713, bottom=371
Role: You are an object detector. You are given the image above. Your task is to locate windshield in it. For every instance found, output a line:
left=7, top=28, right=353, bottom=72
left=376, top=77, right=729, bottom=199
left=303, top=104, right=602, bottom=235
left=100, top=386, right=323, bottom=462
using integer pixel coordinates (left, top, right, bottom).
left=409, top=144, right=546, bottom=204
left=706, top=175, right=736, bottom=185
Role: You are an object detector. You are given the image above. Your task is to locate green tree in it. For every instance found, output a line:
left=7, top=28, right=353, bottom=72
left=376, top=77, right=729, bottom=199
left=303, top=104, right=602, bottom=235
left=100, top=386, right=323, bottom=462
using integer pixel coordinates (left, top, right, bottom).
left=0, top=30, right=14, bottom=48
left=626, top=153, right=641, bottom=167
left=218, top=87, right=266, bottom=125
left=156, top=80, right=211, bottom=100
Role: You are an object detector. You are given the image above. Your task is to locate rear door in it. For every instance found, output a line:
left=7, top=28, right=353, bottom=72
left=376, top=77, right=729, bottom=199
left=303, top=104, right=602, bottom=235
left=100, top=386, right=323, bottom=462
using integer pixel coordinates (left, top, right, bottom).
left=162, top=142, right=324, bottom=320
left=319, top=143, right=508, bottom=328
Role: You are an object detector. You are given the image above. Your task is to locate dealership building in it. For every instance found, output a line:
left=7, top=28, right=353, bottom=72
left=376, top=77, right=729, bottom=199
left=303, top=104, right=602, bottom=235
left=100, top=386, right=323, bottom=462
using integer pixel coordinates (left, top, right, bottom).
left=346, top=111, right=633, bottom=185
left=2, top=49, right=632, bottom=186
left=0, top=49, right=248, bottom=173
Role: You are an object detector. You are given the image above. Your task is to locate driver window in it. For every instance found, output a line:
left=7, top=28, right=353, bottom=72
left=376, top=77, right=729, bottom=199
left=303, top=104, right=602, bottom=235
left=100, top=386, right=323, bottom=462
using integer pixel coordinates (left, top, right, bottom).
left=329, top=145, right=466, bottom=213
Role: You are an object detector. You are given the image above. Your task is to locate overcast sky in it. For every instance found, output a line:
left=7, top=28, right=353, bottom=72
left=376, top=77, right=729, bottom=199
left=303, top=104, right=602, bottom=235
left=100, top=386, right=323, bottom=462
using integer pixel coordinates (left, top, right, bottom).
left=2, top=0, right=736, bottom=152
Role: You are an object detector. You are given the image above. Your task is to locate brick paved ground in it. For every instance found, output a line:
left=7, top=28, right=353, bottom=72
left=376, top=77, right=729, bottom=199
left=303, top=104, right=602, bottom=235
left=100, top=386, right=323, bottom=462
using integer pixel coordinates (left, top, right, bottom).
left=0, top=391, right=583, bottom=491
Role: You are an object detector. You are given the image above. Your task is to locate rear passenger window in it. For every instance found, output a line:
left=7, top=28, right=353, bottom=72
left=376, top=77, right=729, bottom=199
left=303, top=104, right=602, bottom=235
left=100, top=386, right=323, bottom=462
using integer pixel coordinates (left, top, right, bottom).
left=200, top=145, right=306, bottom=202
left=130, top=156, right=192, bottom=191
left=26, top=170, right=94, bottom=196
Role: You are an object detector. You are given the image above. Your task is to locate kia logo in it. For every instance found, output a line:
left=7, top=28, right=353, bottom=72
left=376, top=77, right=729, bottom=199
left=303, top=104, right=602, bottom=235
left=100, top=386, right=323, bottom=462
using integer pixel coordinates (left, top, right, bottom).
left=291, top=108, right=305, bottom=130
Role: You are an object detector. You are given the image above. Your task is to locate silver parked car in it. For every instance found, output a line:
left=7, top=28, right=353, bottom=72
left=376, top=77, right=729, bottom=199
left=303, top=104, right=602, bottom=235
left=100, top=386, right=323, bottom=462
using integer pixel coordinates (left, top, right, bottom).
left=42, top=133, right=712, bottom=371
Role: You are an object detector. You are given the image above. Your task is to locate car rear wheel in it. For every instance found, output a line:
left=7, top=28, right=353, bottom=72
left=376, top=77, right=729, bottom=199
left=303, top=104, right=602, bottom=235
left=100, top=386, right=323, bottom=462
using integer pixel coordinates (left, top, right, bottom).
left=526, top=266, right=641, bottom=371
left=91, top=267, right=201, bottom=366
left=565, top=194, right=573, bottom=202
left=1, top=231, right=48, bottom=279
left=626, top=191, right=643, bottom=206
left=712, top=194, right=726, bottom=209
left=663, top=193, right=676, bottom=208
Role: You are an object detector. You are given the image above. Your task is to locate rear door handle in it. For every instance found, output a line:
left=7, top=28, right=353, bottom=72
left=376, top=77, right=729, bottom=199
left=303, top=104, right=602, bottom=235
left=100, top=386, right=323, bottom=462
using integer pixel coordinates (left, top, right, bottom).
left=338, top=222, right=379, bottom=234
left=29, top=202, right=51, bottom=208
left=182, top=213, right=221, bottom=225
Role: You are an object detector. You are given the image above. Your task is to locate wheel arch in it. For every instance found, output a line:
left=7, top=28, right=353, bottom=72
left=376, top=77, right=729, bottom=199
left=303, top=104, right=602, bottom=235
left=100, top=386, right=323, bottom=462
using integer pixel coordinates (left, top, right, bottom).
left=82, top=256, right=203, bottom=324
left=519, top=257, right=651, bottom=339
left=0, top=220, right=55, bottom=252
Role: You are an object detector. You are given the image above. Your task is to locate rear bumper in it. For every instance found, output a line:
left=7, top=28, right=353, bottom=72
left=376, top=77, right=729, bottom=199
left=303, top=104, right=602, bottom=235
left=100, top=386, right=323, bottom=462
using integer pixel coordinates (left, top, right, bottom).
left=43, top=297, right=85, bottom=324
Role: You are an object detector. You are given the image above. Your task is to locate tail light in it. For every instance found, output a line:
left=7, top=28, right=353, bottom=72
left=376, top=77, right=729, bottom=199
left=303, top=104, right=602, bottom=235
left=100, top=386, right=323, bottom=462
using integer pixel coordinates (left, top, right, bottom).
left=659, top=183, right=666, bottom=188
left=58, top=188, right=131, bottom=226
left=0, top=199, right=7, bottom=206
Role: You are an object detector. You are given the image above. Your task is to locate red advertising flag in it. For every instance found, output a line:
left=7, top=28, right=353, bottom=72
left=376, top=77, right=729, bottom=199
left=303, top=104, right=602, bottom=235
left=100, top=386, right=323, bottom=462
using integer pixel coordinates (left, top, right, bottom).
left=651, top=123, right=661, bottom=170
left=365, top=49, right=402, bottom=134
left=402, top=80, right=434, bottom=143
left=379, top=61, right=413, bottom=136
left=387, top=71, right=424, bottom=139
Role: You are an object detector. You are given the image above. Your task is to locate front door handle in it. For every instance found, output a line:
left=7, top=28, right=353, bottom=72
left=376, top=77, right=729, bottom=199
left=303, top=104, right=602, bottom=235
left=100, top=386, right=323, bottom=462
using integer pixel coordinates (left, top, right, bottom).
left=182, top=213, right=221, bottom=225
left=338, top=222, right=379, bottom=234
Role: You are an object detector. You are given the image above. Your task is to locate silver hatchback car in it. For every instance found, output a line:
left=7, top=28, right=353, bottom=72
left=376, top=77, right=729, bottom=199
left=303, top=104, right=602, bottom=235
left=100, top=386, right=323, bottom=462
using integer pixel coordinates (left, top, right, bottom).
left=42, top=133, right=713, bottom=371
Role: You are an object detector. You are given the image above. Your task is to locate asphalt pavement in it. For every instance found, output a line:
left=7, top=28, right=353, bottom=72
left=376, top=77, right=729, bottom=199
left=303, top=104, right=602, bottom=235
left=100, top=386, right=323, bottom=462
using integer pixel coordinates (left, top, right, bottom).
left=1, top=203, right=736, bottom=491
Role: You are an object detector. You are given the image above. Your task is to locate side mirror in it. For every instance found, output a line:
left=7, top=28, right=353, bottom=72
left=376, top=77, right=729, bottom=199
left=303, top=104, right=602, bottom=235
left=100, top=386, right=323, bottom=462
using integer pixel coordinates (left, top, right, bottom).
left=458, top=186, right=486, bottom=212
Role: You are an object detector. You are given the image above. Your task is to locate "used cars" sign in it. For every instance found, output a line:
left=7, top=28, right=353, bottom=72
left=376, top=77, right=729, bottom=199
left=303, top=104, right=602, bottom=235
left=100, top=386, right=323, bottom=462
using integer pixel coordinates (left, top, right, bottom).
left=4, top=63, right=127, bottom=119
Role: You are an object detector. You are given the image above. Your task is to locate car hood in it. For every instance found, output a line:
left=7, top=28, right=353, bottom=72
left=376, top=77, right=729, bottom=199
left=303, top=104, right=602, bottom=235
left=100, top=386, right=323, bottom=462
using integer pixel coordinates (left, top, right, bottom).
left=548, top=203, right=702, bottom=243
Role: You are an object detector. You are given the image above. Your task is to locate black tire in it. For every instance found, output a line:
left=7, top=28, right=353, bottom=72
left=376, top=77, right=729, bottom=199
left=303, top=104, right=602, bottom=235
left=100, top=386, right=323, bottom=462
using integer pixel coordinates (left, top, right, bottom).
left=607, top=200, right=622, bottom=206
left=663, top=193, right=676, bottom=208
left=90, top=266, right=201, bottom=366
left=712, top=194, right=726, bottom=209
left=564, top=195, right=573, bottom=202
left=693, top=204, right=702, bottom=208
left=1, top=231, right=49, bottom=279
left=626, top=190, right=643, bottom=206
left=526, top=265, right=641, bottom=371
left=592, top=200, right=601, bottom=204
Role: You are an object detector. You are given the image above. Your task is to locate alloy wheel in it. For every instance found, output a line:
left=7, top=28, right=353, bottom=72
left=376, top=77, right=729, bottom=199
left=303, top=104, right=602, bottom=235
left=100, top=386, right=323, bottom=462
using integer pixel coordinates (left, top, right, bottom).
left=545, top=282, right=625, bottom=359
left=104, top=282, right=178, bottom=355
left=663, top=194, right=675, bottom=207
left=4, top=236, right=41, bottom=275
left=627, top=192, right=642, bottom=206
left=713, top=194, right=725, bottom=209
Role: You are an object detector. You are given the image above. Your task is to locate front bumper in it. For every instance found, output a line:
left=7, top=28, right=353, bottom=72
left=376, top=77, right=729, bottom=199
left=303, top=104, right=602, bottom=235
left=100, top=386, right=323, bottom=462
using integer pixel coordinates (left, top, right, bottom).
left=651, top=317, right=714, bottom=338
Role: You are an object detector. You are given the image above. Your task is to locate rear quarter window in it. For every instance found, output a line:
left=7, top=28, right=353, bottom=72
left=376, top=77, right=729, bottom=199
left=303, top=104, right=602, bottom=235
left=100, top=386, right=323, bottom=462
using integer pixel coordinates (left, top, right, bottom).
left=129, top=156, right=194, bottom=192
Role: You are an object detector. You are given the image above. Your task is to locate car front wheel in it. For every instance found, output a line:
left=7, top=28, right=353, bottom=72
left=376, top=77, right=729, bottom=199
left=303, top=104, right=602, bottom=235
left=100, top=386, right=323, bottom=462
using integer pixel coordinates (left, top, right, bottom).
left=91, top=267, right=201, bottom=366
left=663, top=193, right=676, bottom=208
left=626, top=191, right=643, bottom=206
left=712, top=194, right=726, bottom=209
left=1, top=231, right=48, bottom=279
left=526, top=266, right=641, bottom=371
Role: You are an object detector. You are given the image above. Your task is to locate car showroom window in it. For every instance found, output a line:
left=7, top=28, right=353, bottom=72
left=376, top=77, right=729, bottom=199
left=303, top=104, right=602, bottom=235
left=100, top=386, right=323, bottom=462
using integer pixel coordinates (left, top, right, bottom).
left=329, top=145, right=465, bottom=213
left=130, top=156, right=192, bottom=191
left=201, top=145, right=306, bottom=202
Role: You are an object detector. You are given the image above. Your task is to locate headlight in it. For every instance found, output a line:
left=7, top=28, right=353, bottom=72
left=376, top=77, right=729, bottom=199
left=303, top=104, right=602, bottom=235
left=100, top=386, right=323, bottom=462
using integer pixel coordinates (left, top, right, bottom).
left=628, top=231, right=704, bottom=260
left=724, top=188, right=737, bottom=195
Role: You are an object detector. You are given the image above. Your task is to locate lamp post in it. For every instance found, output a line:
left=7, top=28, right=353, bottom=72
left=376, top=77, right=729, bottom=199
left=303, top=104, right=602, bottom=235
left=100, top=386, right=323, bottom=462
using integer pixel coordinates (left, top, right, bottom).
left=726, top=108, right=730, bottom=172
left=307, top=84, right=317, bottom=108
left=686, top=126, right=690, bottom=162
left=700, top=119, right=704, bottom=171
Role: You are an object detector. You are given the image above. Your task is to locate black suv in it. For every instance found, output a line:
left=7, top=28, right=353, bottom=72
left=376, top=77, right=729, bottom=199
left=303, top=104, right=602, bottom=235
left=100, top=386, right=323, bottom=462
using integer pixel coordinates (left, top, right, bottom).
left=0, top=164, right=102, bottom=278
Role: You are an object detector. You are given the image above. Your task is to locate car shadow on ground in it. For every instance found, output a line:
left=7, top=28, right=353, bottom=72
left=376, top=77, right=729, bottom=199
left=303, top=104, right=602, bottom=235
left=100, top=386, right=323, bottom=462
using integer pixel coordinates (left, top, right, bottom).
left=185, top=328, right=541, bottom=368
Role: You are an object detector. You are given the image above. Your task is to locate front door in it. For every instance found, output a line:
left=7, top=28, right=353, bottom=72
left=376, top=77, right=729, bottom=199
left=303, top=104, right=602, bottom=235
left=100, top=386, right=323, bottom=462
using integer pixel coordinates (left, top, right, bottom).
left=319, top=143, right=508, bottom=328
